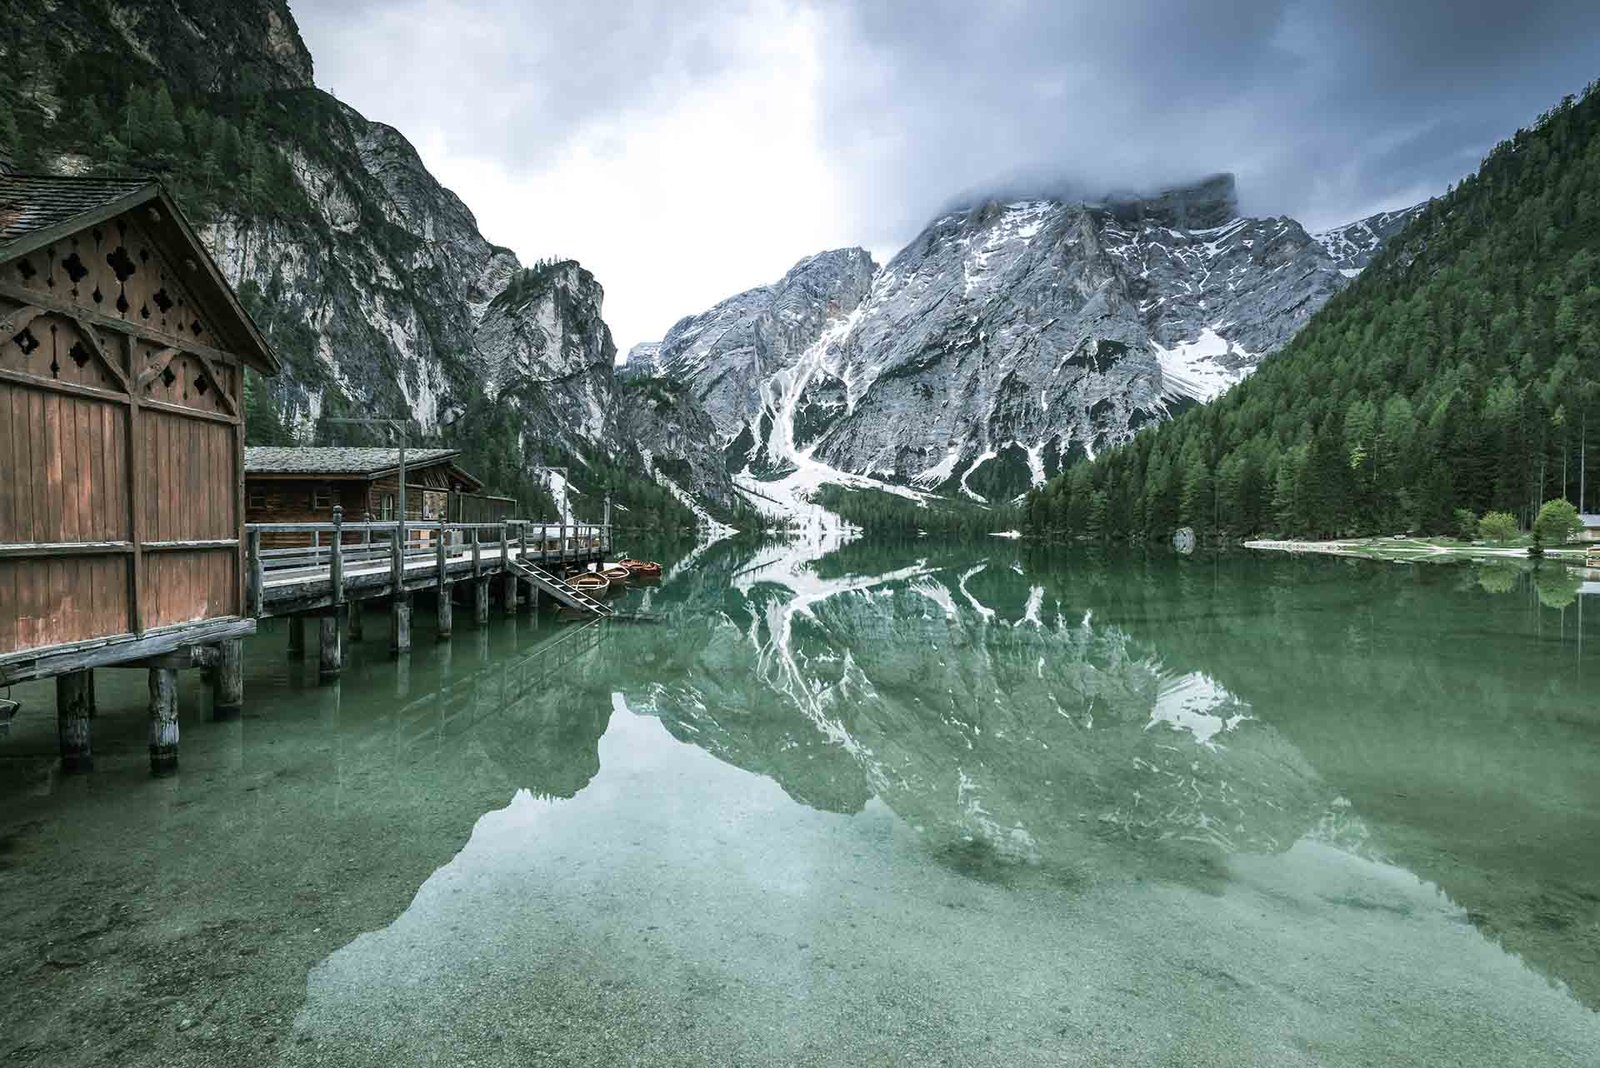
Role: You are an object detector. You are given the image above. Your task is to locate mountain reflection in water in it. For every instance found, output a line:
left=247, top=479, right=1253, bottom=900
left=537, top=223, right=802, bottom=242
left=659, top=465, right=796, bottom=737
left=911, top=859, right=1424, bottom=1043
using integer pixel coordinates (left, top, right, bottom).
left=282, top=537, right=1599, bottom=1067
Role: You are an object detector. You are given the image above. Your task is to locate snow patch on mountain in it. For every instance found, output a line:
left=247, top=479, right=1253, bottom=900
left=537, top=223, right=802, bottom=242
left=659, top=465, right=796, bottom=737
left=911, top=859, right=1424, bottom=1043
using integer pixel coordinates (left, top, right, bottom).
left=1153, top=328, right=1257, bottom=403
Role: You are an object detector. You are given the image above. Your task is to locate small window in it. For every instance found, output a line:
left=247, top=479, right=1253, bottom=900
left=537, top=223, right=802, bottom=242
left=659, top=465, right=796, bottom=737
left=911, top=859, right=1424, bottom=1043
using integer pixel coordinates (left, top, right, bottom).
left=381, top=494, right=395, bottom=520
left=247, top=487, right=266, bottom=511
left=312, top=485, right=333, bottom=510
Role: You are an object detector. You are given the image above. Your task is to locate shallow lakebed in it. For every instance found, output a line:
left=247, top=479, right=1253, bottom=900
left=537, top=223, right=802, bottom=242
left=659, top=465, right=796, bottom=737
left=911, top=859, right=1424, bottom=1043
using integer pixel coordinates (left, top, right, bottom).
left=3, top=540, right=1599, bottom=1066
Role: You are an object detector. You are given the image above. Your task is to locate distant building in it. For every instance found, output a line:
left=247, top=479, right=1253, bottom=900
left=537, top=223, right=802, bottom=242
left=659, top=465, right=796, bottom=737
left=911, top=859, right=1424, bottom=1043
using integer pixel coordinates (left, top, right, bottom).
left=1579, top=514, right=1600, bottom=544
left=243, top=447, right=514, bottom=543
left=0, top=174, right=279, bottom=680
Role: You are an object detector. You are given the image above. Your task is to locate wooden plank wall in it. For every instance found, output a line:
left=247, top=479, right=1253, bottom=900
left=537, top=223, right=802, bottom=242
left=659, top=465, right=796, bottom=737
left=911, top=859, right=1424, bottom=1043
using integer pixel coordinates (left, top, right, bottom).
left=142, top=549, right=236, bottom=630
left=0, top=377, right=133, bottom=653
left=139, top=408, right=235, bottom=543
left=0, top=379, right=130, bottom=544
left=1, top=202, right=251, bottom=659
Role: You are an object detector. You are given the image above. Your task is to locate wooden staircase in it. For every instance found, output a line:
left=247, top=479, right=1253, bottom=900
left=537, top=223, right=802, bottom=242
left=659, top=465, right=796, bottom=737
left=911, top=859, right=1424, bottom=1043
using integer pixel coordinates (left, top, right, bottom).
left=509, top=559, right=613, bottom=617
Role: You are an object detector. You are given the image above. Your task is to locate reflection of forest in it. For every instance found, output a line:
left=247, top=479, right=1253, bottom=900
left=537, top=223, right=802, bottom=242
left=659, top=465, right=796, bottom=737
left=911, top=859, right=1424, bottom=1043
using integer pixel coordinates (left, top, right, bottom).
left=1059, top=551, right=1600, bottom=1011
left=626, top=537, right=1600, bottom=1009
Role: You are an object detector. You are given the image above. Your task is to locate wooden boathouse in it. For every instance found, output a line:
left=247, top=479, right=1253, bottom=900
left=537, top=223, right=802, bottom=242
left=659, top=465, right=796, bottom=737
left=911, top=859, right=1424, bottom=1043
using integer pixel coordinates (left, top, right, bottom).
left=0, top=174, right=619, bottom=777
left=244, top=446, right=515, bottom=541
left=0, top=174, right=279, bottom=771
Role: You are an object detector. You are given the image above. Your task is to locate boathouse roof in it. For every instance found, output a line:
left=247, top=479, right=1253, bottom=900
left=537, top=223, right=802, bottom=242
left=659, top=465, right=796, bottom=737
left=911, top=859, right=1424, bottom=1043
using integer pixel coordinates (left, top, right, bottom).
left=0, top=174, right=153, bottom=247
left=0, top=173, right=279, bottom=374
left=245, top=446, right=473, bottom=482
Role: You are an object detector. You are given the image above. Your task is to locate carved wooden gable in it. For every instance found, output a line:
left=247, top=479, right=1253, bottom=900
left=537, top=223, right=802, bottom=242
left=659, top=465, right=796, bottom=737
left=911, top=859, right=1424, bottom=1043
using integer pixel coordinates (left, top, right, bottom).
left=6, top=211, right=225, bottom=349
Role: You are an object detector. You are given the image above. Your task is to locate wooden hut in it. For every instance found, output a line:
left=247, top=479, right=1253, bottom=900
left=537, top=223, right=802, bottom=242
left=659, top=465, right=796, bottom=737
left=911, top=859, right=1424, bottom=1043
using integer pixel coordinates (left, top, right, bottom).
left=0, top=174, right=279, bottom=769
left=243, top=447, right=512, bottom=542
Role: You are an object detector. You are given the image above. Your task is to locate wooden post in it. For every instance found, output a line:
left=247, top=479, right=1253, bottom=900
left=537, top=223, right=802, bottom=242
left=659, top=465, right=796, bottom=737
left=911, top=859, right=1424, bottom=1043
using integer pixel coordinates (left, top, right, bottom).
left=500, top=522, right=516, bottom=616
left=148, top=667, right=178, bottom=775
left=436, top=516, right=452, bottom=639
left=212, top=638, right=243, bottom=720
left=319, top=612, right=342, bottom=679
left=331, top=506, right=345, bottom=606
left=474, top=577, right=490, bottom=627
left=559, top=518, right=567, bottom=569
left=390, top=525, right=404, bottom=594
left=288, top=614, right=306, bottom=658
left=391, top=593, right=412, bottom=654
left=517, top=523, right=533, bottom=611
left=348, top=599, right=365, bottom=641
left=56, top=670, right=93, bottom=772
left=247, top=528, right=263, bottom=618
left=471, top=527, right=481, bottom=576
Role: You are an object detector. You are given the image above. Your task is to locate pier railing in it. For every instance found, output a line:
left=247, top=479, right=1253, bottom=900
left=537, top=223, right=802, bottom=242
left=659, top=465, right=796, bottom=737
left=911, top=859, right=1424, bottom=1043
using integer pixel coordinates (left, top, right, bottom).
left=244, top=514, right=612, bottom=617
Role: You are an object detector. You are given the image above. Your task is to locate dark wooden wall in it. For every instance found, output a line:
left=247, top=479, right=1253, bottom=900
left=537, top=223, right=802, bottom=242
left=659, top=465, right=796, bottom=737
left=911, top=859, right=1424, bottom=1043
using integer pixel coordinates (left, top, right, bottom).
left=245, top=463, right=471, bottom=547
left=0, top=206, right=247, bottom=656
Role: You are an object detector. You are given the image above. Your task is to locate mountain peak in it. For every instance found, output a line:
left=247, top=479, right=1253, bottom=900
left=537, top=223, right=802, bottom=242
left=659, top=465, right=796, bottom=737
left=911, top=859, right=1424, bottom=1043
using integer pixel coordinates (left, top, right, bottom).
left=1104, top=173, right=1238, bottom=230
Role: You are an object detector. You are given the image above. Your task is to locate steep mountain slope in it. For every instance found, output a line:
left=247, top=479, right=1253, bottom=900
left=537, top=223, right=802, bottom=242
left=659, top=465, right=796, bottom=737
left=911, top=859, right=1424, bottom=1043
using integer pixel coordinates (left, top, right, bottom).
left=1, top=0, right=723, bottom=526
left=634, top=175, right=1421, bottom=507
left=1024, top=82, right=1600, bottom=541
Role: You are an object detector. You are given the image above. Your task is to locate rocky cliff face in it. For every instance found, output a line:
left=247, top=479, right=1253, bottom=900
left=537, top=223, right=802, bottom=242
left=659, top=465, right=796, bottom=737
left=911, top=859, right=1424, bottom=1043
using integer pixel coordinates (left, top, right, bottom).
left=636, top=175, right=1424, bottom=505
left=14, top=0, right=699, bottom=521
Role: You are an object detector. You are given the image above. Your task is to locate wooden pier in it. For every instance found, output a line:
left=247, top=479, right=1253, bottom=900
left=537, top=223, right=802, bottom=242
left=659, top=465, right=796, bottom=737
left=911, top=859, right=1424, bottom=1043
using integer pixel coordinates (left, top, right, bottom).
left=0, top=173, right=625, bottom=777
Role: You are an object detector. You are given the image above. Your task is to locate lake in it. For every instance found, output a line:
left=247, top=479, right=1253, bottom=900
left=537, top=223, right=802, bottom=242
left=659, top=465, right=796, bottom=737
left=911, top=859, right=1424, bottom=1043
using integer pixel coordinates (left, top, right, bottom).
left=2, top=538, right=1598, bottom=1066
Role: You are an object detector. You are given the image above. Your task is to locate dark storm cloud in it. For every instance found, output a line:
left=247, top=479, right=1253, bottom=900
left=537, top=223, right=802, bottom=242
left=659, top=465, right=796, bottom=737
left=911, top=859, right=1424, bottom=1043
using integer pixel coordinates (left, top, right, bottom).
left=815, top=0, right=1600, bottom=241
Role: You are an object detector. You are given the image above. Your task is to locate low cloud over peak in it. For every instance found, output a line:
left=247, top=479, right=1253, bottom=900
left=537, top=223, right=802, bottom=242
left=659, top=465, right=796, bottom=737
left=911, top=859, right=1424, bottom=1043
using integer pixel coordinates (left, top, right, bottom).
left=293, top=0, right=1600, bottom=349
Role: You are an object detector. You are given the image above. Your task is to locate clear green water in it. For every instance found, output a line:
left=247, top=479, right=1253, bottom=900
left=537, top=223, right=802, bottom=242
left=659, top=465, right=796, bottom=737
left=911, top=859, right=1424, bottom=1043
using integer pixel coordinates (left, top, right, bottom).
left=2, top=540, right=1599, bottom=1066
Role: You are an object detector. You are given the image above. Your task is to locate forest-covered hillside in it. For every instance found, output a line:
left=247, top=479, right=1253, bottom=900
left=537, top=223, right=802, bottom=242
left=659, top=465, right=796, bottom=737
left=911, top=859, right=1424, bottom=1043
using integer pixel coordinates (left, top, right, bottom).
left=1024, top=81, right=1600, bottom=541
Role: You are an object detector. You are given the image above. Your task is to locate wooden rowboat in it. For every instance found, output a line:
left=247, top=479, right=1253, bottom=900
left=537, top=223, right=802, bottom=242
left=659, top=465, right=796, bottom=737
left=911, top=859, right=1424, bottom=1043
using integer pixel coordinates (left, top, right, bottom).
left=600, top=564, right=632, bottom=583
left=567, top=572, right=610, bottom=596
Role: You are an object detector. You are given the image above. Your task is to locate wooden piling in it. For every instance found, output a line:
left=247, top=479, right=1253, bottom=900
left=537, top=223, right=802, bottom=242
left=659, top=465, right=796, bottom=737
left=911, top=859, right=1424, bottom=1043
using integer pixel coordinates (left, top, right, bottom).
left=288, top=614, right=306, bottom=659
left=500, top=523, right=516, bottom=616
left=348, top=599, right=365, bottom=641
left=330, top=505, right=346, bottom=605
left=56, top=669, right=93, bottom=772
left=148, top=667, right=179, bottom=775
left=391, top=594, right=412, bottom=654
left=517, top=524, right=532, bottom=612
left=437, top=517, right=453, bottom=639
left=319, top=612, right=343, bottom=679
left=213, top=637, right=244, bottom=720
left=247, top=528, right=264, bottom=619
left=474, top=576, right=491, bottom=627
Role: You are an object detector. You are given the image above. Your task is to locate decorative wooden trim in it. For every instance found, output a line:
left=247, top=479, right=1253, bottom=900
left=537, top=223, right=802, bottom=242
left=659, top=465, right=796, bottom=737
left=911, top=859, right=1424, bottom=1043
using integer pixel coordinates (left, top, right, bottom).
left=135, top=346, right=183, bottom=390
left=0, top=541, right=134, bottom=558
left=0, top=279, right=250, bottom=371
left=78, top=321, right=131, bottom=393
left=141, top=539, right=240, bottom=551
left=0, top=616, right=257, bottom=686
left=194, top=353, right=239, bottom=418
left=0, top=304, right=45, bottom=340
left=0, top=365, right=131, bottom=406
left=141, top=396, right=240, bottom=426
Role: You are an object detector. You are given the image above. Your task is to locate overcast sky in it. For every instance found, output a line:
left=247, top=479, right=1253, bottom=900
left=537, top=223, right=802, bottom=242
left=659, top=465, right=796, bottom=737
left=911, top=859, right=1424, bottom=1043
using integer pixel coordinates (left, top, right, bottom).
left=291, top=0, right=1600, bottom=355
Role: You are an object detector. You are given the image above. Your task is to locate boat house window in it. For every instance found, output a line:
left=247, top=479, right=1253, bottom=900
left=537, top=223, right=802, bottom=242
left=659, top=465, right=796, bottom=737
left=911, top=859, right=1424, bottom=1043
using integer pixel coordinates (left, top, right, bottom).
left=312, top=485, right=334, bottom=510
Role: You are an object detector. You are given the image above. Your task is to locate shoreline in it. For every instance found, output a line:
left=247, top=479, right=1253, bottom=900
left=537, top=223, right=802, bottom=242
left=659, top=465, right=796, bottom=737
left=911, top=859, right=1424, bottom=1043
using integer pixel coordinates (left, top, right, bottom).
left=1243, top=537, right=1593, bottom=564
